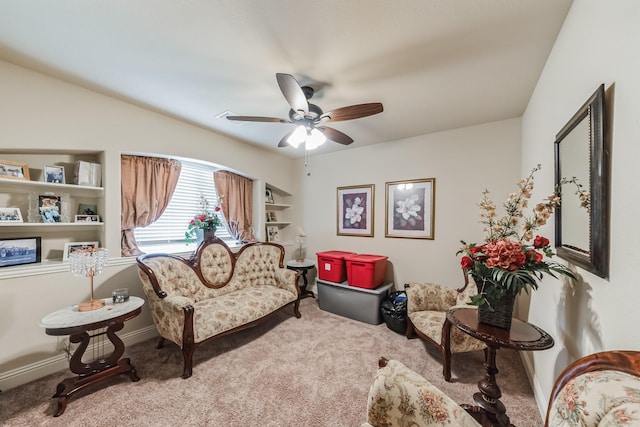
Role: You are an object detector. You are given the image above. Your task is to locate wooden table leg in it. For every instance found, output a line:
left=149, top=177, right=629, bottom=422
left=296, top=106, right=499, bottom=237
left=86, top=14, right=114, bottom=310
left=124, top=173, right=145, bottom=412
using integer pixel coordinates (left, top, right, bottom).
left=471, top=346, right=513, bottom=427
left=51, top=322, right=140, bottom=416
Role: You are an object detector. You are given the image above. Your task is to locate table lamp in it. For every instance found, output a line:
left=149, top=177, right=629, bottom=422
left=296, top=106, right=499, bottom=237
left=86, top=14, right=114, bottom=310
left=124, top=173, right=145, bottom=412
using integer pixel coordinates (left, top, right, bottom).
left=295, top=234, right=306, bottom=262
left=69, top=247, right=109, bottom=312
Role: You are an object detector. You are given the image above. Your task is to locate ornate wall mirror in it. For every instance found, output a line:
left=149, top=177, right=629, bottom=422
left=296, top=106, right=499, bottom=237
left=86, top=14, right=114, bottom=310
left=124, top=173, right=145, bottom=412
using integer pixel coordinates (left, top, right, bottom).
left=554, top=84, right=609, bottom=278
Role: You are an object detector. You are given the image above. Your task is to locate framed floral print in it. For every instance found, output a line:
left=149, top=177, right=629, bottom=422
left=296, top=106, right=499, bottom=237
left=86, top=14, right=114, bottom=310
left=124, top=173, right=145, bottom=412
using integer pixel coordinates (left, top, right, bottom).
left=337, top=184, right=374, bottom=237
left=385, top=178, right=435, bottom=239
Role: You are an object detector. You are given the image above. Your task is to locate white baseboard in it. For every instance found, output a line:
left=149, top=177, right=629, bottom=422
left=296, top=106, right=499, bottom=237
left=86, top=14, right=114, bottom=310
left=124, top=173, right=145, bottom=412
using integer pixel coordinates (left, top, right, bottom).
left=519, top=351, right=547, bottom=420
left=0, top=326, right=158, bottom=392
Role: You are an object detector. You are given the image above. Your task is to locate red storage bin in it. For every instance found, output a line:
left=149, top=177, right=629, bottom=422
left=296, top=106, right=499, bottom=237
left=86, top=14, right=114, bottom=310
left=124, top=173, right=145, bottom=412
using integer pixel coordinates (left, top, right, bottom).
left=345, top=254, right=388, bottom=289
left=316, top=250, right=356, bottom=283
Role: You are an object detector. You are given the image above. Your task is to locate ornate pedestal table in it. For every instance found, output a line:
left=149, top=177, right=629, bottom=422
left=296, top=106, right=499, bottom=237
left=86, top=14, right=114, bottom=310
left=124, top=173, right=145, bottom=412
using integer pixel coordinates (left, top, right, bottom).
left=39, top=296, right=144, bottom=416
left=286, top=258, right=316, bottom=299
left=446, top=307, right=554, bottom=427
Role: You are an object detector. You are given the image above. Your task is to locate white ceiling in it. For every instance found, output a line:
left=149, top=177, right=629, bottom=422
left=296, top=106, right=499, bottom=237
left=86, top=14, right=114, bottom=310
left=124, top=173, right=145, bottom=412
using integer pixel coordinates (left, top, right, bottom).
left=0, top=0, right=572, bottom=157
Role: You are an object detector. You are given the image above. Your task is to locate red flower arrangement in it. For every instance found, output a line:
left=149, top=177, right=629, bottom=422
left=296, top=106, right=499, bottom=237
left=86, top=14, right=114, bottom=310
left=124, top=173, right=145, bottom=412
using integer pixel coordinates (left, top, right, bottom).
left=457, top=165, right=575, bottom=308
left=185, top=194, right=223, bottom=244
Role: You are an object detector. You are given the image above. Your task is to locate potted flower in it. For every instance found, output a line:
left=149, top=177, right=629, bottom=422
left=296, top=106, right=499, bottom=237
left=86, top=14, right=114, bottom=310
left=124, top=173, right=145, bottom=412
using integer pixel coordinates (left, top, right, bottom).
left=185, top=194, right=222, bottom=244
left=457, top=164, right=575, bottom=329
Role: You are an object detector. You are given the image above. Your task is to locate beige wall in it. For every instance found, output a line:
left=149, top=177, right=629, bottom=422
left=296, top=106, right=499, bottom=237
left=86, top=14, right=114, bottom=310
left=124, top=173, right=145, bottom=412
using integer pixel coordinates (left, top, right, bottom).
left=521, top=0, right=640, bottom=414
left=298, top=118, right=522, bottom=290
left=0, top=59, right=297, bottom=389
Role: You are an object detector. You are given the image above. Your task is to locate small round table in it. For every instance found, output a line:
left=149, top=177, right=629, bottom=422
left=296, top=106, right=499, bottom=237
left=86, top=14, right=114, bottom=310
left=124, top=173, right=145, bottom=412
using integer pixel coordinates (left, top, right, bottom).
left=447, top=307, right=554, bottom=427
left=286, top=259, right=316, bottom=299
left=40, top=296, right=144, bottom=416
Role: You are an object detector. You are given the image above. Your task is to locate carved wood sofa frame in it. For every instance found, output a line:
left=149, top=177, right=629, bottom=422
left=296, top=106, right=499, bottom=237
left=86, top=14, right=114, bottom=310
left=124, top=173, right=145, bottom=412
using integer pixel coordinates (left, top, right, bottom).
left=136, top=237, right=301, bottom=379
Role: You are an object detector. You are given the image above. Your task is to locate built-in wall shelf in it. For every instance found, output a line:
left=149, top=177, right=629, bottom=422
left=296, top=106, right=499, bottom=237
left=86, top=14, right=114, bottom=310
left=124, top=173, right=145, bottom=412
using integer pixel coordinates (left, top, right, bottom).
left=265, top=221, right=291, bottom=227
left=265, top=203, right=291, bottom=210
left=0, top=177, right=103, bottom=198
left=0, top=222, right=104, bottom=231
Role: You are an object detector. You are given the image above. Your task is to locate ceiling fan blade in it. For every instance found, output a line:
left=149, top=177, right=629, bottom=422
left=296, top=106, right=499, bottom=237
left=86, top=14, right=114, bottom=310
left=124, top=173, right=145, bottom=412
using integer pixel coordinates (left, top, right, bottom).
left=320, top=102, right=383, bottom=122
left=226, top=115, right=289, bottom=123
left=276, top=73, right=309, bottom=115
left=277, top=129, right=297, bottom=147
left=317, top=126, right=354, bottom=145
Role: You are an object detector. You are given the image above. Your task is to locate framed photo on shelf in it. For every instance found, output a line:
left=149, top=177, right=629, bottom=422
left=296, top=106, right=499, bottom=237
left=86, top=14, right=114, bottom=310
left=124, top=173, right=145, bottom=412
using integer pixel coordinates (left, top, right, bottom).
left=75, top=214, right=100, bottom=223
left=266, top=225, right=280, bottom=242
left=63, top=241, right=99, bottom=261
left=385, top=178, right=435, bottom=239
left=0, top=236, right=41, bottom=268
left=43, top=165, right=65, bottom=184
left=38, top=194, right=62, bottom=223
left=0, top=160, right=30, bottom=181
left=337, top=184, right=374, bottom=237
left=265, top=188, right=275, bottom=204
left=77, top=203, right=97, bottom=216
left=266, top=210, right=277, bottom=222
left=0, top=207, right=23, bottom=222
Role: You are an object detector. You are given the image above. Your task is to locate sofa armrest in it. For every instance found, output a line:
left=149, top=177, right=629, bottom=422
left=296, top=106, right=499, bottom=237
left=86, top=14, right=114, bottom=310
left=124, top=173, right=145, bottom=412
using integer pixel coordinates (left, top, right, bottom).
left=273, top=267, right=299, bottom=296
left=365, top=359, right=481, bottom=426
left=405, top=282, right=458, bottom=313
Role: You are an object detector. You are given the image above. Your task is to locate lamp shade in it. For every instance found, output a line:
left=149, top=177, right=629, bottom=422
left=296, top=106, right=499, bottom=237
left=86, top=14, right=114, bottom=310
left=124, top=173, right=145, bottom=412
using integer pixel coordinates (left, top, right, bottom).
left=69, top=247, right=109, bottom=311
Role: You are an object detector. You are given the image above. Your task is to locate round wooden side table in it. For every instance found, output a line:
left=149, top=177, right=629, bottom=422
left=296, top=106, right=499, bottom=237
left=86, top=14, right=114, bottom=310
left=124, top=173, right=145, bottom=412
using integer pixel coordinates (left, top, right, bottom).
left=286, top=259, right=316, bottom=299
left=447, top=307, right=554, bottom=427
left=39, top=296, right=144, bottom=416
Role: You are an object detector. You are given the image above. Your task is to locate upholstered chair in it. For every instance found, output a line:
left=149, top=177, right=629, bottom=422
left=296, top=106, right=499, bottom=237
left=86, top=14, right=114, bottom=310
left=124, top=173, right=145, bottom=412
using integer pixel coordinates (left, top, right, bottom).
left=362, top=357, right=481, bottom=427
left=545, top=350, right=640, bottom=426
left=404, top=274, right=485, bottom=381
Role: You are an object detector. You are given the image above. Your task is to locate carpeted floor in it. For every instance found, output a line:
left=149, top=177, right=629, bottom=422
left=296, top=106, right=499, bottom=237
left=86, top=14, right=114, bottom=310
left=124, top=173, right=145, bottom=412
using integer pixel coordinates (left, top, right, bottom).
left=0, top=298, right=543, bottom=426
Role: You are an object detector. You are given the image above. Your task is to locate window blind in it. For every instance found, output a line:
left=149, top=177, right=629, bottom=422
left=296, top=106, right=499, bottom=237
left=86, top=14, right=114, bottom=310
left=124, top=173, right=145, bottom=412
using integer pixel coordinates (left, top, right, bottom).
left=133, top=159, right=234, bottom=249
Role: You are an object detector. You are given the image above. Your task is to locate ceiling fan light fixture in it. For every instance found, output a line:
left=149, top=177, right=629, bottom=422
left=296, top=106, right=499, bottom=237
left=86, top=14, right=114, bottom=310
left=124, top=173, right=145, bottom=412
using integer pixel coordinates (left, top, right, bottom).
left=287, top=125, right=307, bottom=148
left=306, top=128, right=326, bottom=150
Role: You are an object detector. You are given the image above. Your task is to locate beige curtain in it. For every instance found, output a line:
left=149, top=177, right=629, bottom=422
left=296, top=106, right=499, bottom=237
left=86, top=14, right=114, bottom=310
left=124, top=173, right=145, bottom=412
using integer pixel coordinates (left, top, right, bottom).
left=213, top=170, right=256, bottom=242
left=121, top=155, right=181, bottom=256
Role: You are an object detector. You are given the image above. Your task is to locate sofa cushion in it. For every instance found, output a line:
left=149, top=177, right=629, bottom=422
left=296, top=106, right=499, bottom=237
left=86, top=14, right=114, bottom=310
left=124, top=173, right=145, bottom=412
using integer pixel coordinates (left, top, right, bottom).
left=192, top=285, right=297, bottom=342
left=408, top=311, right=485, bottom=353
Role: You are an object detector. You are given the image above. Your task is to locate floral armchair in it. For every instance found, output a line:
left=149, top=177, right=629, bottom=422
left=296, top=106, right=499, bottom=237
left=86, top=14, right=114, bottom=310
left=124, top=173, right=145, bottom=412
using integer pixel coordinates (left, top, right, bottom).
left=545, top=350, right=640, bottom=426
left=363, top=351, right=640, bottom=427
left=405, top=274, right=485, bottom=381
left=362, top=357, right=481, bottom=427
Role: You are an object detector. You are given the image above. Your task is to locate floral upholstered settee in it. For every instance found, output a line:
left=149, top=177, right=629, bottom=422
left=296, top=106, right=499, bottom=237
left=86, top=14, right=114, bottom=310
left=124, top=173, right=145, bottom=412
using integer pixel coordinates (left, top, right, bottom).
left=136, top=238, right=300, bottom=378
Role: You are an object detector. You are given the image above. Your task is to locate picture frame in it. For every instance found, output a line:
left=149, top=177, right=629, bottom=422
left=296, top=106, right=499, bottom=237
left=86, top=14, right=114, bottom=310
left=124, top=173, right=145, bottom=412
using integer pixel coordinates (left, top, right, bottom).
left=266, top=210, right=277, bottom=222
left=75, top=214, right=100, bottom=223
left=44, top=165, right=65, bottom=184
left=38, top=194, right=62, bottom=223
left=266, top=225, right=280, bottom=242
left=0, top=237, right=41, bottom=268
left=265, top=188, right=274, bottom=204
left=385, top=178, right=435, bottom=239
left=0, top=160, right=30, bottom=181
left=0, top=207, right=23, bottom=222
left=77, top=203, right=98, bottom=216
left=337, top=184, right=374, bottom=237
left=63, top=241, right=99, bottom=261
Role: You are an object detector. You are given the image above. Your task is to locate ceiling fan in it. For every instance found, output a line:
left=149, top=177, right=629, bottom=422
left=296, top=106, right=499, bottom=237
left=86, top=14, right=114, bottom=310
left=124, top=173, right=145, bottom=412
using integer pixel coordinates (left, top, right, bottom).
left=226, top=73, right=383, bottom=149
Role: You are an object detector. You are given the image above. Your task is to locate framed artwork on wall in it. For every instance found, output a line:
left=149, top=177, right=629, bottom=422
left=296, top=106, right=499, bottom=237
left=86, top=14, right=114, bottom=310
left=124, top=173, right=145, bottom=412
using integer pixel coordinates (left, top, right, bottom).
left=385, top=178, right=435, bottom=239
left=337, top=184, right=374, bottom=237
